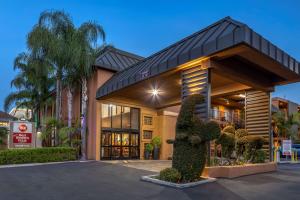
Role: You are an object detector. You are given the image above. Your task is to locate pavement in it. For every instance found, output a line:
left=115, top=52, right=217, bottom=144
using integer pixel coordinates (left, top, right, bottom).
left=0, top=161, right=299, bottom=200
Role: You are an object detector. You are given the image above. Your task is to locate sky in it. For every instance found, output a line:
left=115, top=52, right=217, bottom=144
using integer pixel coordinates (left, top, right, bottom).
left=0, top=0, right=300, bottom=111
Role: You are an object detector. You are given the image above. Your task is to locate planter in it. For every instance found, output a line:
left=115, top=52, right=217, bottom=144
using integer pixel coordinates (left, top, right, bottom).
left=141, top=175, right=216, bottom=189
left=144, top=151, right=151, bottom=160
left=153, top=147, right=160, bottom=160
left=202, top=162, right=277, bottom=178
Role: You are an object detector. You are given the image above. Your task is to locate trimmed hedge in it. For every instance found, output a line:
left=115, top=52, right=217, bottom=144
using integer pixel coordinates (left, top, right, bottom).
left=0, top=147, right=77, bottom=165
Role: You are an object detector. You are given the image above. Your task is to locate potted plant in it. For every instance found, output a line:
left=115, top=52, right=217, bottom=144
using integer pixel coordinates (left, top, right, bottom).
left=151, top=136, right=162, bottom=160
left=144, top=143, right=153, bottom=160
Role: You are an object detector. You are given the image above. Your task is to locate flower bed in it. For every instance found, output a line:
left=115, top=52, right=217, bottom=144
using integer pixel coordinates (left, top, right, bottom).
left=202, top=162, right=277, bottom=178
left=0, top=147, right=77, bottom=165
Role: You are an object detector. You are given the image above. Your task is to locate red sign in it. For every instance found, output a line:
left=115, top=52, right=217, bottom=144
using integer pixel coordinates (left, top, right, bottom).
left=13, top=133, right=32, bottom=144
left=18, top=124, right=28, bottom=132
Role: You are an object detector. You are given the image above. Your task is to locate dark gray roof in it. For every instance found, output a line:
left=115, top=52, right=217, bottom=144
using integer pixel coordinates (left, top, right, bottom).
left=97, top=17, right=300, bottom=99
left=0, top=111, right=16, bottom=121
left=95, top=46, right=144, bottom=71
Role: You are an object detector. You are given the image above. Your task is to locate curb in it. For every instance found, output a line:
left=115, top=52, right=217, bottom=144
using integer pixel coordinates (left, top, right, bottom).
left=141, top=174, right=216, bottom=189
left=0, top=160, right=93, bottom=169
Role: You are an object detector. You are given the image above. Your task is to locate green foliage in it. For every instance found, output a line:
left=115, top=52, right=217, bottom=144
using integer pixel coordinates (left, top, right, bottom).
left=159, top=168, right=181, bottom=183
left=222, top=125, right=235, bottom=135
left=0, top=127, right=9, bottom=145
left=58, top=126, right=77, bottom=146
left=272, top=111, right=300, bottom=140
left=145, top=143, right=154, bottom=152
left=172, top=94, right=221, bottom=182
left=0, top=147, right=77, bottom=165
left=244, top=136, right=265, bottom=162
left=151, top=136, right=162, bottom=147
left=41, top=118, right=64, bottom=147
left=236, top=136, right=248, bottom=158
left=253, top=149, right=266, bottom=163
left=216, top=132, right=235, bottom=159
left=235, top=129, right=248, bottom=138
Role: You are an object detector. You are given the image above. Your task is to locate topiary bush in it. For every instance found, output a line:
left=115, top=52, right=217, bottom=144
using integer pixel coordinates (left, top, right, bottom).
left=235, top=129, right=248, bottom=139
left=159, top=168, right=181, bottom=183
left=216, top=132, right=235, bottom=160
left=223, top=125, right=235, bottom=135
left=172, top=94, right=221, bottom=182
left=253, top=149, right=266, bottom=163
left=244, top=136, right=265, bottom=162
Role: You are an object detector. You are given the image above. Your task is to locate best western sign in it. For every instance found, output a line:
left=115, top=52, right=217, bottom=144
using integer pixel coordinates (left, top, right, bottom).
left=9, top=121, right=36, bottom=148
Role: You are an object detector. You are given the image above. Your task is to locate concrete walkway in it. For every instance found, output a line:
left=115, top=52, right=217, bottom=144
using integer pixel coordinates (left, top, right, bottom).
left=102, top=160, right=171, bottom=172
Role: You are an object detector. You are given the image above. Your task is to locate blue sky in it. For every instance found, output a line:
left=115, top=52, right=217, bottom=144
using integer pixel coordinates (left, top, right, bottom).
left=0, top=0, right=300, bottom=111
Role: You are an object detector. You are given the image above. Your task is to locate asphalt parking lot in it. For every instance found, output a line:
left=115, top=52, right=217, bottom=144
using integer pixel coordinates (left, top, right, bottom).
left=0, top=161, right=299, bottom=200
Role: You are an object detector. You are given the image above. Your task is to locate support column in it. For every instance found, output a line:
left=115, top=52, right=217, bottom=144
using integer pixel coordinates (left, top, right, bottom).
left=245, top=90, right=272, bottom=160
left=181, top=66, right=211, bottom=120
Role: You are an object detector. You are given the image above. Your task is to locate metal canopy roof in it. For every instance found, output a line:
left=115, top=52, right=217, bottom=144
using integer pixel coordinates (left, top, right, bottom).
left=96, top=17, right=300, bottom=99
left=95, top=46, right=144, bottom=72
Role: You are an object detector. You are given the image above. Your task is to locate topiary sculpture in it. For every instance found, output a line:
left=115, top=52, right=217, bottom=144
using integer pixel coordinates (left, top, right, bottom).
left=223, top=125, right=235, bottom=135
left=171, top=94, right=221, bottom=182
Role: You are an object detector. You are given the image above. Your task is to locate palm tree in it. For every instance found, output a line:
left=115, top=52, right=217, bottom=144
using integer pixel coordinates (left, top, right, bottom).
left=4, top=52, right=54, bottom=128
left=28, top=10, right=74, bottom=123
left=72, top=22, right=105, bottom=160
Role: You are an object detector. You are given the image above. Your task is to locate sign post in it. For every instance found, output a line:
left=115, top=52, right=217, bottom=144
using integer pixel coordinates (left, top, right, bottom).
left=282, top=140, right=292, bottom=156
left=9, top=121, right=36, bottom=148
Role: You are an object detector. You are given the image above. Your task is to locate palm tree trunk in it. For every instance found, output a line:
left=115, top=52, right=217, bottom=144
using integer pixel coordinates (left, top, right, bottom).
left=81, top=78, right=88, bottom=160
left=55, top=72, right=62, bottom=146
left=67, top=87, right=73, bottom=128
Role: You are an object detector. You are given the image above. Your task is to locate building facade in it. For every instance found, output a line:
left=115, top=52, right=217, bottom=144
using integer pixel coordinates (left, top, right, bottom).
left=46, top=17, right=300, bottom=161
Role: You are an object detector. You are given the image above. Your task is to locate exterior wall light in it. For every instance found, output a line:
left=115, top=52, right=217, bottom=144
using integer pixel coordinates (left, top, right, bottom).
left=151, top=89, right=159, bottom=96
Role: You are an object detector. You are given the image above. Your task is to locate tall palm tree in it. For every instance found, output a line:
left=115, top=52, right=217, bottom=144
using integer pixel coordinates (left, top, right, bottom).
left=28, top=10, right=74, bottom=123
left=72, top=22, right=105, bottom=160
left=4, top=52, right=54, bottom=127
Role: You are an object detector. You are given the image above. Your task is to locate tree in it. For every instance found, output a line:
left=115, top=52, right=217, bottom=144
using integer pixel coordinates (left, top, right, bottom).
left=171, top=94, right=221, bottom=181
left=4, top=52, right=54, bottom=127
left=72, top=22, right=105, bottom=160
left=272, top=111, right=300, bottom=144
left=0, top=127, right=9, bottom=146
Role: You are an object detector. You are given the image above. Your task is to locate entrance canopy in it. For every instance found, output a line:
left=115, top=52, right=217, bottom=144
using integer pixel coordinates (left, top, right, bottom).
left=96, top=17, right=300, bottom=100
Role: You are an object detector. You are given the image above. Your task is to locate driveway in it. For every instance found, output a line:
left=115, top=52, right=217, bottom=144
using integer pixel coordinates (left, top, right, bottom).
left=0, top=162, right=299, bottom=200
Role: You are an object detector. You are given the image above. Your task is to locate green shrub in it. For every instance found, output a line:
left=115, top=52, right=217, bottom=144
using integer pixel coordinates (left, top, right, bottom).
left=216, top=132, right=235, bottom=159
left=172, top=94, right=221, bottom=182
left=236, top=136, right=248, bottom=158
left=235, top=129, right=248, bottom=138
left=159, top=168, right=181, bottom=183
left=244, top=136, right=265, bottom=162
left=223, top=125, right=235, bottom=135
left=151, top=136, right=162, bottom=147
left=0, top=147, right=77, bottom=165
left=145, top=143, right=154, bottom=152
left=253, top=149, right=266, bottom=163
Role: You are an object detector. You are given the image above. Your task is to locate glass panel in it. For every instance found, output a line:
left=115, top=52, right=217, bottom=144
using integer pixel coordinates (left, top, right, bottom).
left=112, top=105, right=121, bottom=128
left=102, top=132, right=111, bottom=146
left=101, top=104, right=111, bottom=128
left=122, top=107, right=131, bottom=129
left=122, top=147, right=129, bottom=158
left=122, top=133, right=130, bottom=146
left=131, top=108, right=139, bottom=130
left=111, top=147, right=121, bottom=158
left=101, top=147, right=111, bottom=158
left=144, top=116, right=153, bottom=125
left=130, top=147, right=139, bottom=158
left=131, top=134, right=139, bottom=146
left=112, top=133, right=121, bottom=146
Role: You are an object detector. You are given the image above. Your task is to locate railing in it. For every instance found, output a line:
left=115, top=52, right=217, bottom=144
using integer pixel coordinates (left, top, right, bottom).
left=210, top=109, right=244, bottom=128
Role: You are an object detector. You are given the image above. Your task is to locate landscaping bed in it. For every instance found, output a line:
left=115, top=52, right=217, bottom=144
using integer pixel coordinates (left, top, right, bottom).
left=0, top=147, right=77, bottom=165
left=202, top=162, right=277, bottom=178
left=141, top=175, right=216, bottom=189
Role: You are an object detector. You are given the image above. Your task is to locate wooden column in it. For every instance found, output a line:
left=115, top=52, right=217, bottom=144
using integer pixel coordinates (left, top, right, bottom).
left=245, top=90, right=272, bottom=160
left=181, top=65, right=211, bottom=120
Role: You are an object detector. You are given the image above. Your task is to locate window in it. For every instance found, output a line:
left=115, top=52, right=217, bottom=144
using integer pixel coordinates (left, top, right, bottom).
left=144, top=116, right=153, bottom=125
left=101, top=104, right=140, bottom=160
left=143, top=130, right=152, bottom=139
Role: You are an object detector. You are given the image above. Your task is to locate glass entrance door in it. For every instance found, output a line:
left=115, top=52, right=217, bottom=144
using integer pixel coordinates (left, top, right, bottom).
left=101, top=103, right=140, bottom=160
